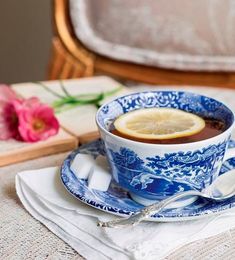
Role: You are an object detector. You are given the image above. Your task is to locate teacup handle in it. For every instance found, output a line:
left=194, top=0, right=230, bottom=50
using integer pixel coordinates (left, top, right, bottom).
left=223, top=147, right=235, bottom=162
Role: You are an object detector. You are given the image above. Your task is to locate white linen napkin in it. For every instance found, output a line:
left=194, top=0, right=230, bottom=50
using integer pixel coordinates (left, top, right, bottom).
left=16, top=167, right=235, bottom=260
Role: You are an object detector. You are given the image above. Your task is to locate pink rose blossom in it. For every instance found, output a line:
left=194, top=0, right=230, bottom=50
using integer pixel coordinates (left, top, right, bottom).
left=0, top=84, right=59, bottom=142
left=13, top=97, right=59, bottom=142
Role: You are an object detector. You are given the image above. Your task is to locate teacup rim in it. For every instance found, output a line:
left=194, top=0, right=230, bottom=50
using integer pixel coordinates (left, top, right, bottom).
left=96, top=90, right=235, bottom=148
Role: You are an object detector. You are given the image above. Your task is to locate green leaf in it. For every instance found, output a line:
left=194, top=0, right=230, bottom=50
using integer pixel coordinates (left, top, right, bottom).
left=35, top=81, right=123, bottom=113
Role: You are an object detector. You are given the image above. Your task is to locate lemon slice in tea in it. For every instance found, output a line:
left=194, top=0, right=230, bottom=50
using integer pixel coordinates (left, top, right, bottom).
left=114, top=108, right=205, bottom=140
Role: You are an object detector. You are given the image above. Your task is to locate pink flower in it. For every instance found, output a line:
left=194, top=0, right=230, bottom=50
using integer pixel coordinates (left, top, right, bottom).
left=0, top=84, right=59, bottom=142
left=13, top=97, right=59, bottom=142
left=0, top=85, right=21, bottom=140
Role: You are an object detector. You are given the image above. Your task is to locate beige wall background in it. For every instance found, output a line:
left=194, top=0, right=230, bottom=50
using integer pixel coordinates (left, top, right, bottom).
left=0, top=1, right=52, bottom=84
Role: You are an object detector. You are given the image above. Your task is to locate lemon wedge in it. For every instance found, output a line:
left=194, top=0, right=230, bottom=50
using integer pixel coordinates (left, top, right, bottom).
left=114, top=108, right=205, bottom=140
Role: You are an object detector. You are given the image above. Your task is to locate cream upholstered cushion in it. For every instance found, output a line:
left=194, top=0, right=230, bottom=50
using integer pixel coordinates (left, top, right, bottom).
left=70, top=0, right=235, bottom=71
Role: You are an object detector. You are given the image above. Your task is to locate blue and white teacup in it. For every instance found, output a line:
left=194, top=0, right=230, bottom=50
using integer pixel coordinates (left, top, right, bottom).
left=96, top=91, right=235, bottom=206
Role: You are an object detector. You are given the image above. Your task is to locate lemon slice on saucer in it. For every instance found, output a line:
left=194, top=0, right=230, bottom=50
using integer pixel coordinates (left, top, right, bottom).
left=114, top=108, right=205, bottom=140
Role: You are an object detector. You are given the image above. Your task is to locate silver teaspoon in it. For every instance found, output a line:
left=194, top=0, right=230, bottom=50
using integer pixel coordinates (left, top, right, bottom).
left=97, top=169, right=235, bottom=228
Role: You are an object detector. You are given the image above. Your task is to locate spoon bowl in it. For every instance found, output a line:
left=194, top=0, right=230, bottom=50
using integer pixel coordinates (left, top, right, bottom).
left=98, top=169, right=235, bottom=228
left=206, top=169, right=235, bottom=200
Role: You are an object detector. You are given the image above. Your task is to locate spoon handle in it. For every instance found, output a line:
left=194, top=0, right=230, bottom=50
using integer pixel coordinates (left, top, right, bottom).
left=97, top=190, right=201, bottom=228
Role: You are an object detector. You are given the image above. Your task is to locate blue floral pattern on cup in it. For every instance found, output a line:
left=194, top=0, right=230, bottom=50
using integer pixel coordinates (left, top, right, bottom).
left=106, top=140, right=227, bottom=200
left=96, top=91, right=235, bottom=202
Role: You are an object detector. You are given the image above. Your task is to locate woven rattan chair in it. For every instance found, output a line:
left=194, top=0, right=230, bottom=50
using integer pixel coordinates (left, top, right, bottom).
left=48, top=0, right=235, bottom=88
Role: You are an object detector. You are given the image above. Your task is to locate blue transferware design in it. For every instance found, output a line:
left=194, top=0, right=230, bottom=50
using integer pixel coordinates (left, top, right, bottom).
left=97, top=91, right=234, bottom=129
left=97, top=91, right=234, bottom=201
left=60, top=139, right=235, bottom=221
left=106, top=140, right=227, bottom=199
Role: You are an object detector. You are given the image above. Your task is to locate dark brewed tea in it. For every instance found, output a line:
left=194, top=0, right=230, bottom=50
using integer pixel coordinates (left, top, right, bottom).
left=111, top=118, right=226, bottom=144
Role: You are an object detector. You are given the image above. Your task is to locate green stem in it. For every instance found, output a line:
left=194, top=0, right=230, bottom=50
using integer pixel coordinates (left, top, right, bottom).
left=59, top=80, right=72, bottom=97
left=52, top=93, right=104, bottom=108
left=35, top=81, right=65, bottom=99
left=34, top=81, right=123, bottom=113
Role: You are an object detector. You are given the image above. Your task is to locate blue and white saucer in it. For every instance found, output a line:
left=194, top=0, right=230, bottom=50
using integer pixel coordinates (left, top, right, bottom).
left=60, top=139, right=235, bottom=222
